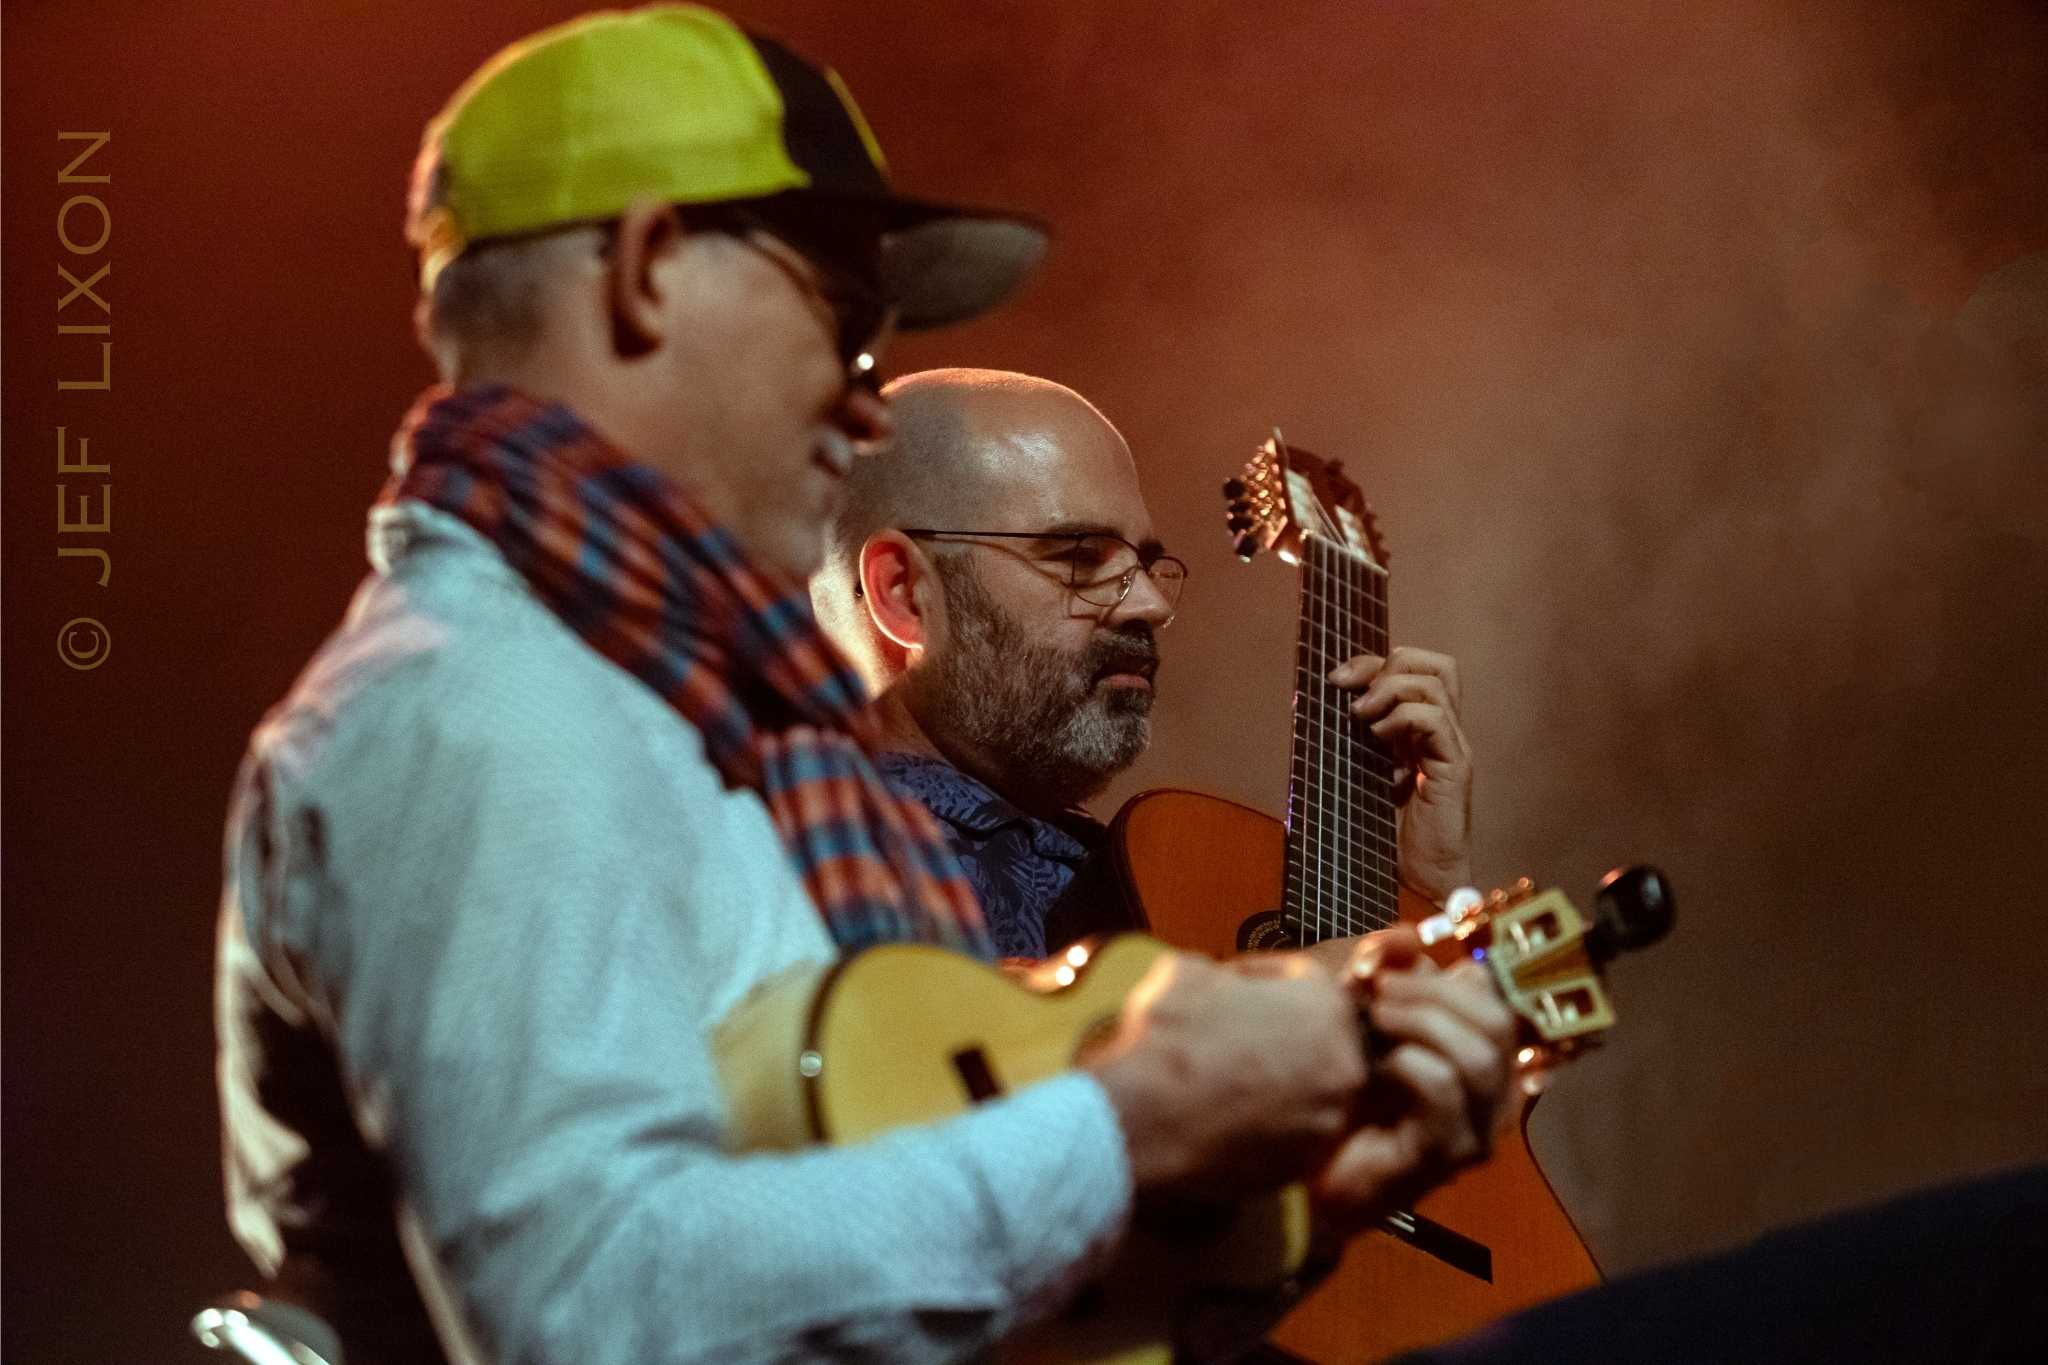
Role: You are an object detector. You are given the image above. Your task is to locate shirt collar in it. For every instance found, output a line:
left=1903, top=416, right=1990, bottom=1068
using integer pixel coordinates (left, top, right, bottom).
left=875, top=752, right=1097, bottom=861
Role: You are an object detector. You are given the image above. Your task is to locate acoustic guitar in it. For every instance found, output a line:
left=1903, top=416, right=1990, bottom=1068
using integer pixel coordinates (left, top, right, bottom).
left=714, top=870, right=1669, bottom=1364
left=1106, top=432, right=1648, bottom=1360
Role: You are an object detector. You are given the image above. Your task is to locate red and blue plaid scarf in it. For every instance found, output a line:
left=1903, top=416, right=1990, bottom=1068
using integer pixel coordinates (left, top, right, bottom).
left=382, top=384, right=995, bottom=961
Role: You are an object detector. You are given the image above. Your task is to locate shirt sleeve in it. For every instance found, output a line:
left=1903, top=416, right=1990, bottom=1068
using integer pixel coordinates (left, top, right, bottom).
left=242, top=646, right=1133, bottom=1365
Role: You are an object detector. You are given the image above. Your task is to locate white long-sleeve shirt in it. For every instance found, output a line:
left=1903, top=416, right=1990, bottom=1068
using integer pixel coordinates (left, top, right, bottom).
left=216, top=501, right=1133, bottom=1364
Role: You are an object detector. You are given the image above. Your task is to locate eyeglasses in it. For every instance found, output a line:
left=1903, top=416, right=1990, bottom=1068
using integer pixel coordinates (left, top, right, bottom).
left=689, top=204, right=896, bottom=391
left=484, top=205, right=894, bottom=389
left=902, top=528, right=1188, bottom=618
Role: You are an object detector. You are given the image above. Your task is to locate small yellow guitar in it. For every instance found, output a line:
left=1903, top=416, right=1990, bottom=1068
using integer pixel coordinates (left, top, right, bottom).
left=714, top=870, right=1670, bottom=1364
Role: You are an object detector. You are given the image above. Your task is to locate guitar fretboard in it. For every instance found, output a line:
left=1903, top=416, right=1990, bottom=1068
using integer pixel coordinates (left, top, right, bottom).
left=1284, top=534, right=1399, bottom=943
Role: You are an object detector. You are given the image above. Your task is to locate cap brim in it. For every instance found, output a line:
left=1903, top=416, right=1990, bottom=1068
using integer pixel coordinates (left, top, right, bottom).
left=873, top=202, right=1050, bottom=330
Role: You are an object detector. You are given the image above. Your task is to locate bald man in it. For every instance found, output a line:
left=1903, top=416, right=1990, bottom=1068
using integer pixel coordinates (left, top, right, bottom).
left=813, top=368, right=1475, bottom=959
left=812, top=372, right=2048, bottom=1365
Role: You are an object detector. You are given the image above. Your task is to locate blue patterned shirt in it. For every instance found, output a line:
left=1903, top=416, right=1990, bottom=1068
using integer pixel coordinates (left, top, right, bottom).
left=876, top=752, right=1116, bottom=960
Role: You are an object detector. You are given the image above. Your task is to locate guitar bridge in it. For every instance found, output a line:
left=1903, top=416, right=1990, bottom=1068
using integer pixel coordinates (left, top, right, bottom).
left=1380, top=1209, right=1494, bottom=1283
left=950, top=1046, right=1003, bottom=1103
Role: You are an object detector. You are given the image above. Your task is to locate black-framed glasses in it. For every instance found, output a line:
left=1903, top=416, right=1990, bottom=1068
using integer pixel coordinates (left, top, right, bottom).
left=902, top=528, right=1188, bottom=616
left=687, top=203, right=896, bottom=391
left=466, top=202, right=895, bottom=390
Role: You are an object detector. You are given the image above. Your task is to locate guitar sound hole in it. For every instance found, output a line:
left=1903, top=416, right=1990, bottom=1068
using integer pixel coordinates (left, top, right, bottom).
left=1236, top=910, right=1299, bottom=953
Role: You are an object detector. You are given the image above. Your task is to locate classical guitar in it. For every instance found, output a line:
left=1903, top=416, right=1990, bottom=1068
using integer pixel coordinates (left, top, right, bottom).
left=713, top=873, right=1669, bottom=1365
left=1104, top=432, right=1659, bottom=1361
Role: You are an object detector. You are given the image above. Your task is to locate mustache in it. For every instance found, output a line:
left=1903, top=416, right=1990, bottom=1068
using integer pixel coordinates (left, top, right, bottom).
left=1082, top=624, right=1160, bottom=681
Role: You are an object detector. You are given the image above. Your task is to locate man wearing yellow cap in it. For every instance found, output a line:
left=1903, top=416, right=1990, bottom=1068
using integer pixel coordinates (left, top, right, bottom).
left=213, top=8, right=1514, bottom=1361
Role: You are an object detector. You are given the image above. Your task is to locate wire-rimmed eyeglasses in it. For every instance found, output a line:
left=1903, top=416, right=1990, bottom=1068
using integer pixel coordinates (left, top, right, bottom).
left=902, top=528, right=1187, bottom=619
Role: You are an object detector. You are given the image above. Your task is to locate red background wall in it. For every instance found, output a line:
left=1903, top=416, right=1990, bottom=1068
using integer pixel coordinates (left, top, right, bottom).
left=6, top=2, right=2045, bottom=1360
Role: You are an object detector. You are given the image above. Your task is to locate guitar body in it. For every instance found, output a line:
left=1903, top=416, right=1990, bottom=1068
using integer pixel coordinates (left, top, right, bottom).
left=1108, top=789, right=1602, bottom=1362
left=714, top=934, right=1312, bottom=1365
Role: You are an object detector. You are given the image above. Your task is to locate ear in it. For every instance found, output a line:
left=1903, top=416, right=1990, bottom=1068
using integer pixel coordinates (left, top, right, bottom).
left=859, top=530, right=941, bottom=656
left=411, top=293, right=434, bottom=355
left=605, top=199, right=687, bottom=358
left=412, top=292, right=454, bottom=379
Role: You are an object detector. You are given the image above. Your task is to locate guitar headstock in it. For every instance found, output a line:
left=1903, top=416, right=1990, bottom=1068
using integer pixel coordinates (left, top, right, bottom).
left=1222, top=430, right=1388, bottom=569
left=1417, top=866, right=1674, bottom=1082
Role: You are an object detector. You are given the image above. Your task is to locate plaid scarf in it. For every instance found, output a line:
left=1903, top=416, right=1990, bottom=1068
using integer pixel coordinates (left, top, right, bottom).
left=382, top=384, right=995, bottom=961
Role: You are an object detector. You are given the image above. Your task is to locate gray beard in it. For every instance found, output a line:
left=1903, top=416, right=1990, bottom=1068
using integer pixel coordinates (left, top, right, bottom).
left=914, top=559, right=1156, bottom=813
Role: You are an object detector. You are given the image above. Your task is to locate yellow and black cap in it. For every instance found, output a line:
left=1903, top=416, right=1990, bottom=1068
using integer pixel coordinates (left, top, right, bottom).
left=406, top=4, right=1048, bottom=329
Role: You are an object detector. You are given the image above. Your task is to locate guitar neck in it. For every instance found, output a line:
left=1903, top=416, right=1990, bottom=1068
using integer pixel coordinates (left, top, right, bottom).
left=1284, top=535, right=1399, bottom=942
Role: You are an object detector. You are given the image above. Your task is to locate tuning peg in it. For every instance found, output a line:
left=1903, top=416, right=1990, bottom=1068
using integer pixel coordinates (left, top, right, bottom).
left=1587, top=865, right=1675, bottom=963
left=1226, top=514, right=1253, bottom=533
left=1222, top=477, right=1247, bottom=500
left=1233, top=533, right=1260, bottom=561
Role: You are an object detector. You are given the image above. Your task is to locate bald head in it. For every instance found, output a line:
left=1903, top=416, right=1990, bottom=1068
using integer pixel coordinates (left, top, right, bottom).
left=813, top=368, right=1172, bottom=806
left=816, top=367, right=1153, bottom=676
left=830, top=368, right=1137, bottom=570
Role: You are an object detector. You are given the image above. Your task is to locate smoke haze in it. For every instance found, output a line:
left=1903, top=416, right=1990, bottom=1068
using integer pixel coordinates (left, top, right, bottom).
left=861, top=0, right=2048, bottom=1266
left=4, top=1, right=2042, bottom=1355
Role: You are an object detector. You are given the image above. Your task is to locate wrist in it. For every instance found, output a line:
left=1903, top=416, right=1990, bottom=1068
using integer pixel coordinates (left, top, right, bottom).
left=1398, top=866, right=1469, bottom=912
left=1086, top=1044, right=1195, bottom=1193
